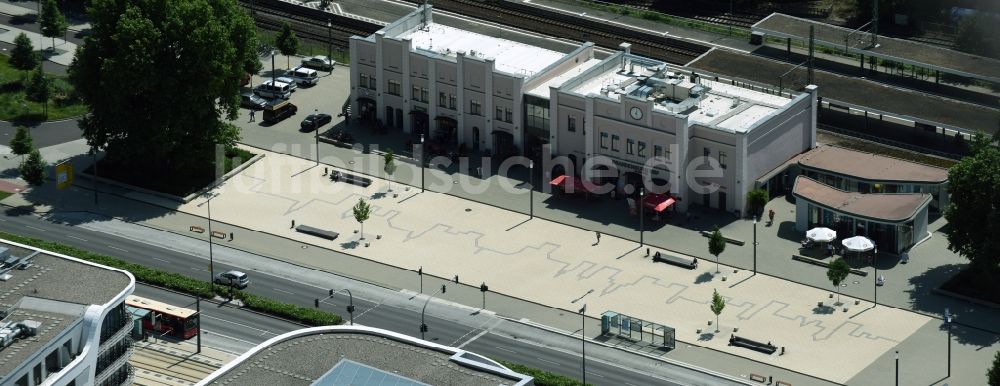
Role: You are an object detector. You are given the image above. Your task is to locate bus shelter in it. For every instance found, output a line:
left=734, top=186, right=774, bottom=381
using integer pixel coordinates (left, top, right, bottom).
left=601, top=311, right=675, bottom=350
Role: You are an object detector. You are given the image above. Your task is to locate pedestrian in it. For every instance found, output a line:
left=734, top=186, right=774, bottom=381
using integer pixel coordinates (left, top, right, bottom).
left=324, top=167, right=328, bottom=176
left=595, top=231, right=601, bottom=244
left=229, top=232, right=234, bottom=241
left=249, top=109, right=255, bottom=122
left=768, top=209, right=775, bottom=224
left=291, top=219, right=296, bottom=229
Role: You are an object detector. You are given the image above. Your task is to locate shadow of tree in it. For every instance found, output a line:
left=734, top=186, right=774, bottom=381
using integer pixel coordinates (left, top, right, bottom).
left=698, top=332, right=715, bottom=341
left=340, top=240, right=359, bottom=249
left=812, top=305, right=835, bottom=314
left=906, top=263, right=1000, bottom=346
left=694, top=271, right=714, bottom=284
left=370, top=192, right=386, bottom=200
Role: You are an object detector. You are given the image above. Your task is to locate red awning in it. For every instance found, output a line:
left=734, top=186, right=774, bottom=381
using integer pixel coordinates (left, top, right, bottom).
left=643, top=193, right=676, bottom=212
left=550, top=175, right=596, bottom=194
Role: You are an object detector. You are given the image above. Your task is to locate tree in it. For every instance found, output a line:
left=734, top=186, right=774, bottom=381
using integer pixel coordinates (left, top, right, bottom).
left=19, top=149, right=46, bottom=186
left=956, top=13, right=1000, bottom=60
left=69, top=0, right=261, bottom=184
left=353, top=198, right=371, bottom=240
left=708, top=225, right=726, bottom=274
left=9, top=33, right=38, bottom=79
left=988, top=350, right=1000, bottom=386
left=39, top=0, right=67, bottom=52
left=827, top=258, right=850, bottom=303
left=710, top=289, right=725, bottom=333
left=745, top=188, right=768, bottom=218
left=9, top=126, right=33, bottom=163
left=24, top=66, right=51, bottom=117
left=275, top=22, right=299, bottom=69
left=944, top=133, right=1000, bottom=278
left=384, top=148, right=396, bottom=192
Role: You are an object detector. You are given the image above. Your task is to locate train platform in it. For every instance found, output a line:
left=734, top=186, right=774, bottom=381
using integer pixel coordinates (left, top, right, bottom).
left=131, top=338, right=235, bottom=386
left=752, top=13, right=1000, bottom=83
left=688, top=48, right=1000, bottom=135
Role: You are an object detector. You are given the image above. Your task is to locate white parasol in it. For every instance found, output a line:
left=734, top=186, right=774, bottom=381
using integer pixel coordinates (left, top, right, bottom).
left=841, top=236, right=875, bottom=253
left=806, top=227, right=837, bottom=243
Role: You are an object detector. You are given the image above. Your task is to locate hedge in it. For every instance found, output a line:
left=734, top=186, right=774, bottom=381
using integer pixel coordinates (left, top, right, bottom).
left=0, top=231, right=343, bottom=326
left=497, top=360, right=590, bottom=386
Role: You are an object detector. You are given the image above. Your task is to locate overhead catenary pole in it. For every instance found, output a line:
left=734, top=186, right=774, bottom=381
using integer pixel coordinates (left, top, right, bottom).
left=579, top=304, right=587, bottom=385
left=808, top=25, right=815, bottom=85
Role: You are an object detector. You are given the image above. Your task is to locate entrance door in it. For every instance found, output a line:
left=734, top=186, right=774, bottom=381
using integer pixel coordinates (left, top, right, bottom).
left=718, top=191, right=727, bottom=212
left=385, top=107, right=394, bottom=128
left=702, top=193, right=710, bottom=207
left=472, top=127, right=480, bottom=151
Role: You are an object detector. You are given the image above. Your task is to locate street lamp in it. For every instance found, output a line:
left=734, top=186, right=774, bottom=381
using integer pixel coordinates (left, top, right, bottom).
left=420, top=134, right=426, bottom=192
left=638, top=187, right=644, bottom=246
left=945, top=308, right=952, bottom=378
left=420, top=284, right=446, bottom=340
left=895, top=350, right=899, bottom=386
left=579, top=303, right=587, bottom=385
left=874, top=247, right=878, bottom=307
left=327, top=20, right=333, bottom=67
left=753, top=217, right=758, bottom=274
left=314, top=108, right=320, bottom=166
left=316, top=288, right=355, bottom=325
left=417, top=266, right=423, bottom=293
left=529, top=160, right=534, bottom=219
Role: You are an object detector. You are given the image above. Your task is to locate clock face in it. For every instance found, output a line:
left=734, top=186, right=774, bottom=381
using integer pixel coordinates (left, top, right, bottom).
left=630, top=106, right=643, bottom=120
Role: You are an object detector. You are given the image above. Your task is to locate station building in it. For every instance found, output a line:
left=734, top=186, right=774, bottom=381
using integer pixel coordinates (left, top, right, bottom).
left=351, top=5, right=819, bottom=215
left=0, top=239, right=136, bottom=386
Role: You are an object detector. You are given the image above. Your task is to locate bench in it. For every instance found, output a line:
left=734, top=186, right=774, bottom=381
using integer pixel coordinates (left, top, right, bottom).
left=652, top=252, right=698, bottom=269
left=295, top=225, right=339, bottom=240
left=331, top=171, right=372, bottom=188
left=728, top=334, right=777, bottom=354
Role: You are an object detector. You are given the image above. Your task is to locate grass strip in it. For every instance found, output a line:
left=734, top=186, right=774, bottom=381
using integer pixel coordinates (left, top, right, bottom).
left=496, top=359, right=590, bottom=386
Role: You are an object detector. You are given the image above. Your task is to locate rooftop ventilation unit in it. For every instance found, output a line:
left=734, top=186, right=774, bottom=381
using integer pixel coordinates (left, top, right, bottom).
left=0, top=320, right=40, bottom=349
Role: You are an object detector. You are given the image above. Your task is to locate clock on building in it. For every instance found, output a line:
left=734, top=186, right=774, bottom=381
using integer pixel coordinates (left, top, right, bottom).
left=630, top=106, right=643, bottom=120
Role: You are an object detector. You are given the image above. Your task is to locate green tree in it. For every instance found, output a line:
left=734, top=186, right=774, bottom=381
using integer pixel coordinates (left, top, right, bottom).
left=25, top=66, right=51, bottom=118
left=9, top=126, right=33, bottom=163
left=827, top=258, right=850, bottom=303
left=956, top=13, right=1000, bottom=60
left=988, top=350, right=1000, bottom=386
left=275, top=22, right=299, bottom=69
left=710, top=289, right=725, bottom=333
left=19, top=149, right=46, bottom=186
left=383, top=148, right=396, bottom=192
left=944, top=133, right=1000, bottom=279
left=69, top=0, right=261, bottom=184
left=9, top=33, right=38, bottom=79
left=745, top=188, right=768, bottom=218
left=708, top=225, right=726, bottom=274
left=353, top=198, right=371, bottom=240
left=39, top=0, right=67, bottom=52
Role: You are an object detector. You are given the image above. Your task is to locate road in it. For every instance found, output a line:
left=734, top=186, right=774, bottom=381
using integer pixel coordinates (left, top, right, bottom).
left=0, top=210, right=737, bottom=386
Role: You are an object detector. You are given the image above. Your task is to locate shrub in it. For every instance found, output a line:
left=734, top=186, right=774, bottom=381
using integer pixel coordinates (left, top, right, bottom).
left=496, top=360, right=588, bottom=386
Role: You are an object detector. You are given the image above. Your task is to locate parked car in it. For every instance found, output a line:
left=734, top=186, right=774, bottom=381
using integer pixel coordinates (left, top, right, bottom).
left=284, top=66, right=319, bottom=86
left=254, top=80, right=293, bottom=99
left=214, top=270, right=250, bottom=289
left=263, top=100, right=298, bottom=123
left=301, top=55, right=335, bottom=71
left=276, top=76, right=298, bottom=92
left=301, top=113, right=333, bottom=131
left=241, top=92, right=267, bottom=109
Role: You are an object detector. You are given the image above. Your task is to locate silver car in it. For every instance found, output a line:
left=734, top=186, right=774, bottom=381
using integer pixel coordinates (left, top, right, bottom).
left=214, top=270, right=250, bottom=289
left=302, top=55, right=335, bottom=71
left=241, top=92, right=267, bottom=109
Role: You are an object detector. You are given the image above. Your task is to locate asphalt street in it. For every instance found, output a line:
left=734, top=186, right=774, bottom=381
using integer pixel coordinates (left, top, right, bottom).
left=0, top=209, right=728, bottom=386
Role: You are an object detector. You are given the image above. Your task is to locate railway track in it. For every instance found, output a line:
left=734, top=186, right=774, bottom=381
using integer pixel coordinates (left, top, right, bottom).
left=239, top=0, right=382, bottom=49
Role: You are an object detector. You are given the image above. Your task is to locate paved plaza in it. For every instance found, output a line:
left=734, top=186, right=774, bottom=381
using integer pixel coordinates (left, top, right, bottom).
left=169, top=148, right=933, bottom=383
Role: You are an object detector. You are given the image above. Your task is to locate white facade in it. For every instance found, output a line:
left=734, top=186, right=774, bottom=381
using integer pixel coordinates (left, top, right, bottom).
left=352, top=6, right=818, bottom=215
left=0, top=239, right=136, bottom=386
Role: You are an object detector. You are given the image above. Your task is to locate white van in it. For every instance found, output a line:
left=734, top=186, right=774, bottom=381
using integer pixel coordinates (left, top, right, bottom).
left=254, top=80, right=293, bottom=99
left=284, top=66, right=319, bottom=86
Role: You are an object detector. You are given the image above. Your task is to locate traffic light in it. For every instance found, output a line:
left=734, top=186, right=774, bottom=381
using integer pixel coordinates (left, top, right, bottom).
left=418, top=266, right=422, bottom=276
left=480, top=283, right=488, bottom=292
left=329, top=289, right=334, bottom=296
left=347, top=305, right=355, bottom=314
left=441, top=284, right=446, bottom=294
left=454, top=275, right=459, bottom=283
left=314, top=298, right=319, bottom=308
left=420, top=323, right=428, bottom=333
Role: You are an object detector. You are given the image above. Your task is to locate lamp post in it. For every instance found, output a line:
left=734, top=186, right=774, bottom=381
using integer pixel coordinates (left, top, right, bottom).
left=316, top=288, right=355, bottom=325
left=638, top=187, right=644, bottom=246
left=314, top=108, right=320, bottom=166
left=529, top=160, right=534, bottom=219
left=895, top=350, right=899, bottom=386
left=874, top=247, right=878, bottom=307
left=579, top=304, right=587, bottom=385
left=327, top=20, right=332, bottom=65
left=945, top=308, right=952, bottom=378
left=420, top=284, right=446, bottom=340
left=420, top=134, right=426, bottom=192
left=417, top=266, right=423, bottom=293
left=479, top=282, right=488, bottom=309
left=752, top=217, right=758, bottom=274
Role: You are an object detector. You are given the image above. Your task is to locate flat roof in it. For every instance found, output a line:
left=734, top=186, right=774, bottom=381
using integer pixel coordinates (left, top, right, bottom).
left=400, top=23, right=567, bottom=77
left=202, top=327, right=529, bottom=386
left=798, top=145, right=949, bottom=184
left=527, top=57, right=603, bottom=98
left=793, top=176, right=931, bottom=222
left=0, top=307, right=83, bottom=377
left=688, top=48, right=1000, bottom=134
left=753, top=13, right=1000, bottom=83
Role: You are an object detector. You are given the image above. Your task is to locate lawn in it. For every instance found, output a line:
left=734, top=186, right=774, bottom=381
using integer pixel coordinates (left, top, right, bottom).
left=0, top=54, right=87, bottom=123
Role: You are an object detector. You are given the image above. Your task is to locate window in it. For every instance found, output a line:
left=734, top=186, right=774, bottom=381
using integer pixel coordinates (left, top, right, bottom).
left=33, top=364, right=41, bottom=385
left=496, top=106, right=504, bottom=120
left=15, top=375, right=27, bottom=386
left=370, top=75, right=377, bottom=90
left=470, top=100, right=482, bottom=115
left=568, top=116, right=576, bottom=132
left=719, top=151, right=727, bottom=169
left=626, top=138, right=635, bottom=155
left=439, top=92, right=447, bottom=107
left=654, top=145, right=663, bottom=158
left=46, top=350, right=59, bottom=373
left=421, top=88, right=428, bottom=102
left=703, top=147, right=710, bottom=157
left=448, top=94, right=457, bottom=109
left=387, top=80, right=401, bottom=96
left=612, top=134, right=620, bottom=152
left=413, top=85, right=421, bottom=100
left=600, top=132, right=609, bottom=149
left=360, top=74, right=370, bottom=89
left=505, top=108, right=513, bottom=123
left=638, top=141, right=647, bottom=157
left=665, top=146, right=671, bottom=159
